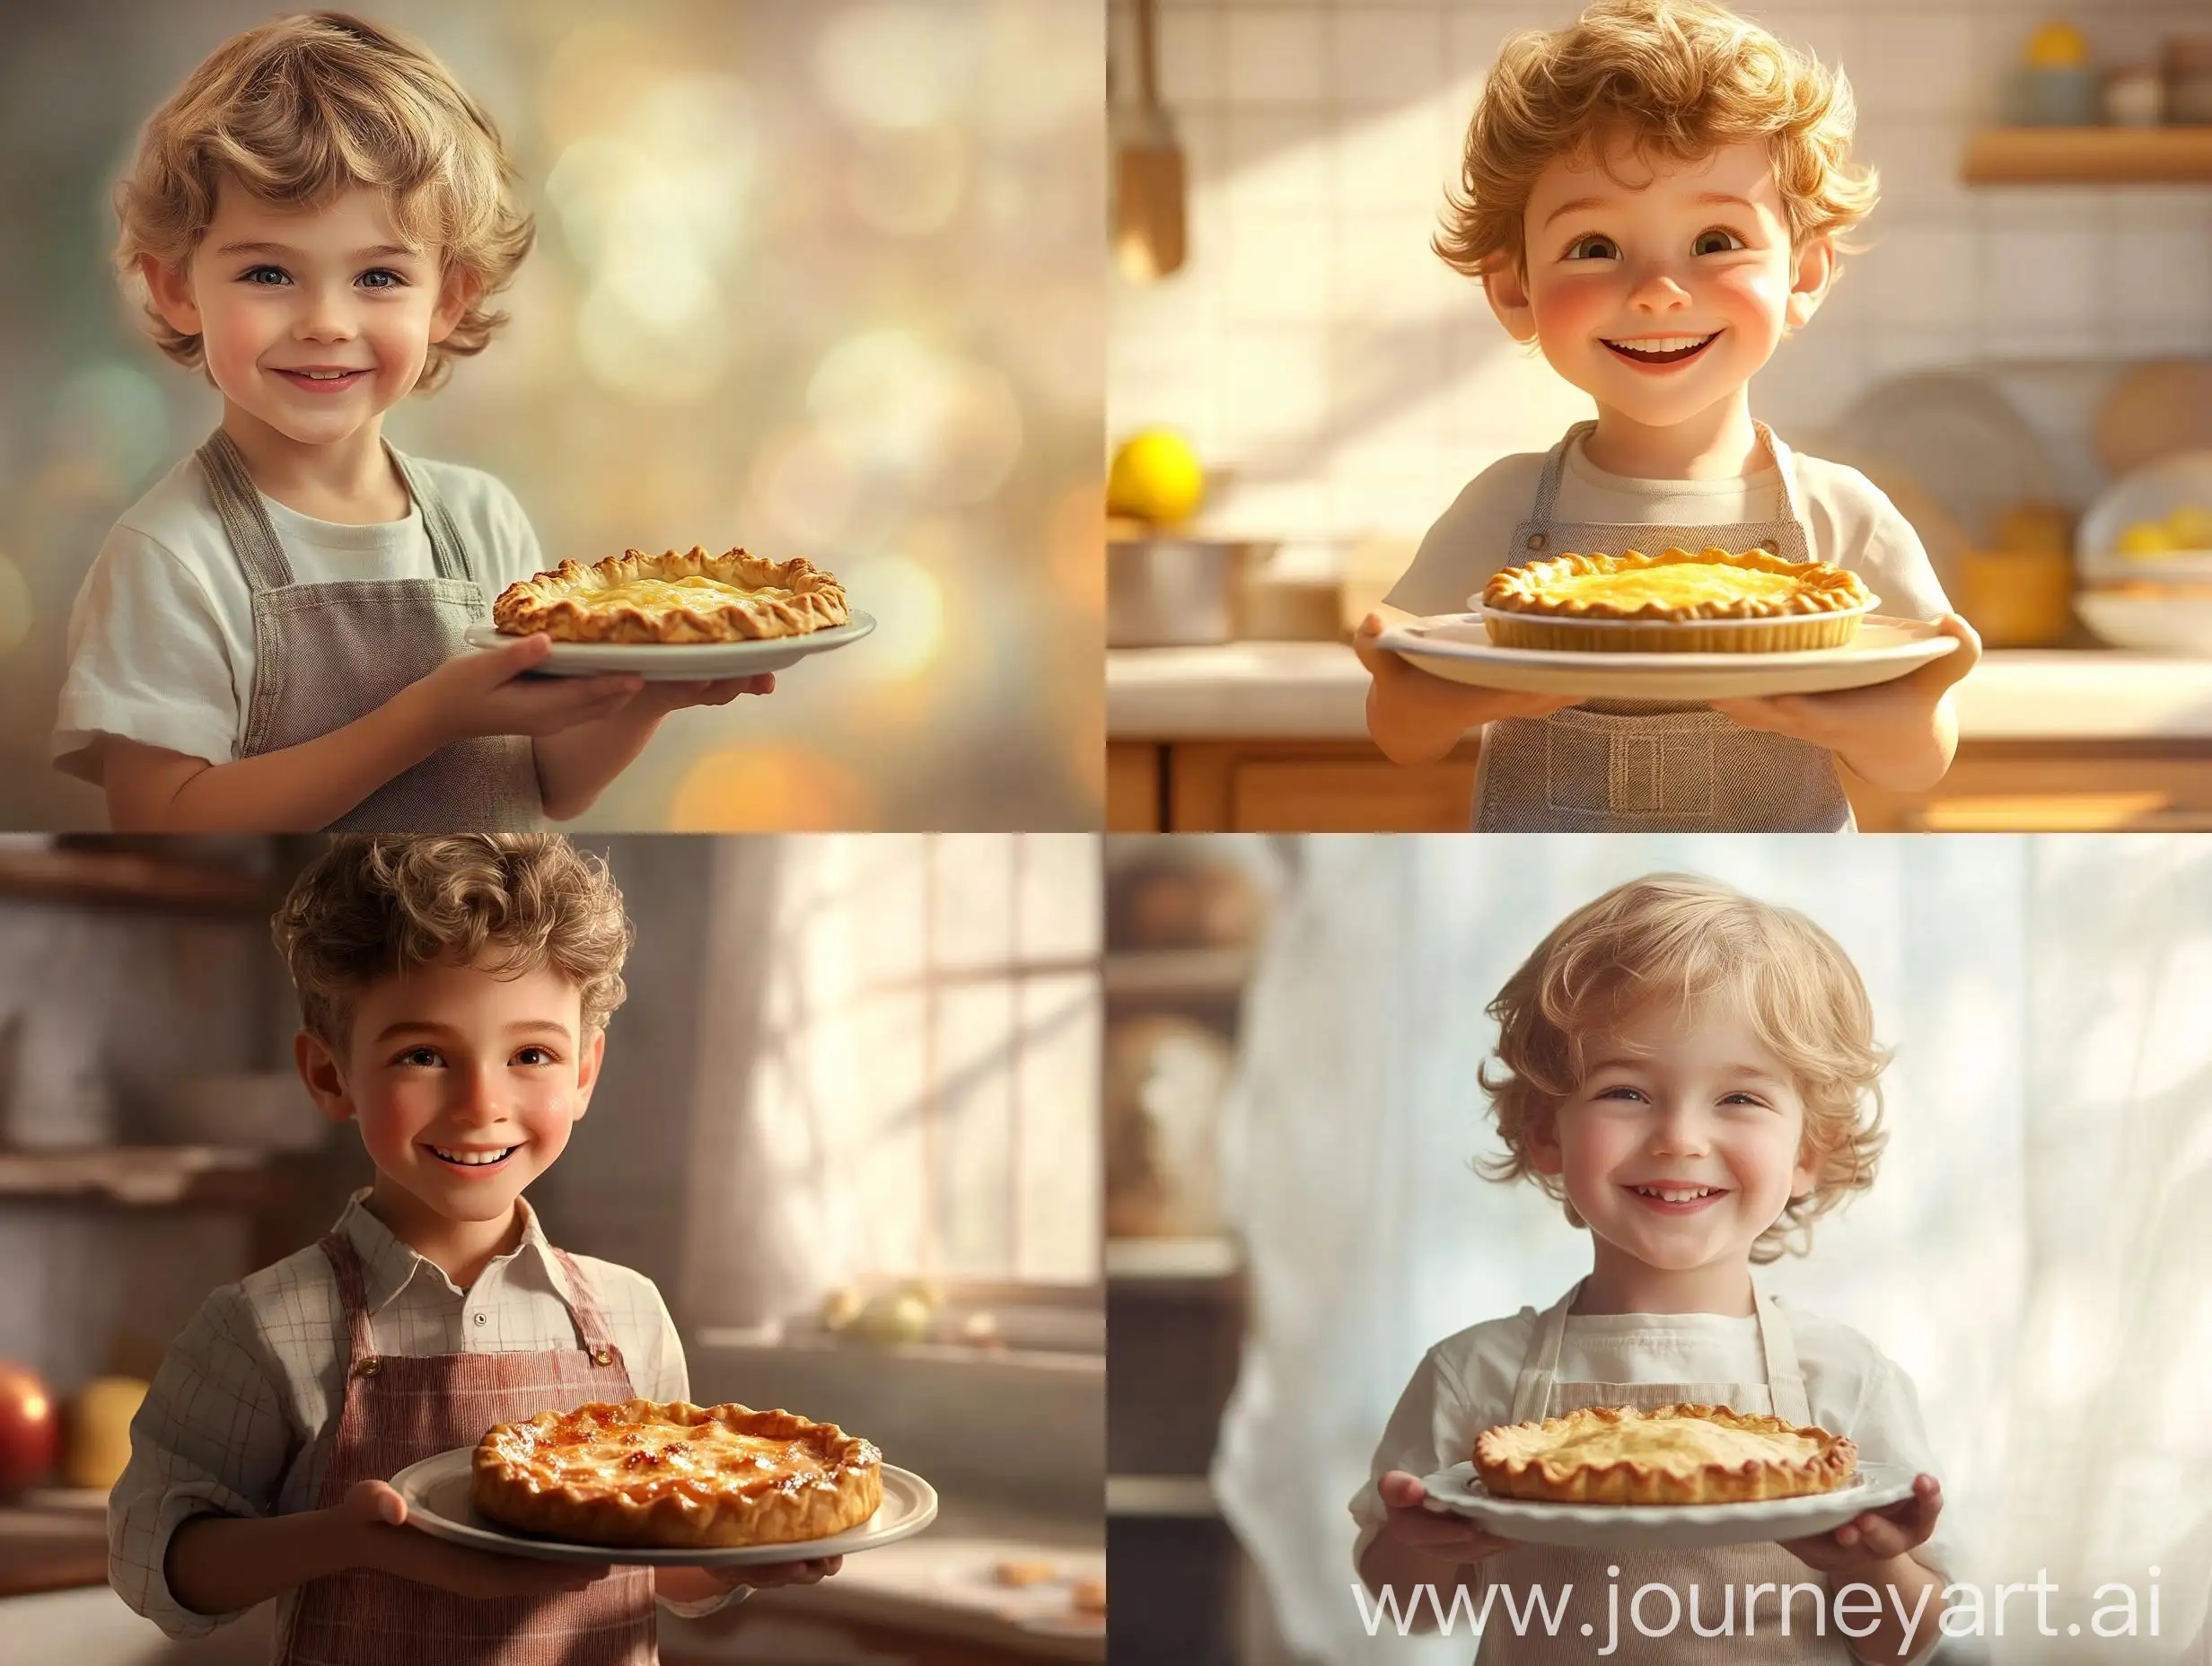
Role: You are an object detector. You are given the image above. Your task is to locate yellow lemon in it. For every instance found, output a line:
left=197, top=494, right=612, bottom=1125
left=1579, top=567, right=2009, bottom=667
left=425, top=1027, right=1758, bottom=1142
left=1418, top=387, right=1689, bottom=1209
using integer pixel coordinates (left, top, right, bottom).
left=2164, top=504, right=2212, bottom=550
left=2024, top=22, right=2089, bottom=67
left=2117, top=521, right=2175, bottom=558
left=1108, top=429, right=1206, bottom=525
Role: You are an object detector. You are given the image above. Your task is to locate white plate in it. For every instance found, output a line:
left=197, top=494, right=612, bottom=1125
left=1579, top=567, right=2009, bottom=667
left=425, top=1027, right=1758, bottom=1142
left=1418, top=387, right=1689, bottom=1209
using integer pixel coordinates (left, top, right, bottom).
left=388, top=1446, right=936, bottom=1567
left=463, top=613, right=876, bottom=681
left=1419, top=1461, right=1918, bottom=1551
left=1374, top=614, right=1956, bottom=701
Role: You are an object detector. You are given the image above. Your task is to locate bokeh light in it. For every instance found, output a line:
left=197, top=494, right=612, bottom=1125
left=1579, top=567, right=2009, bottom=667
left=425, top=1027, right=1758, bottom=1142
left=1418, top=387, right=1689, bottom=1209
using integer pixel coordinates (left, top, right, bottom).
left=670, top=746, right=873, bottom=830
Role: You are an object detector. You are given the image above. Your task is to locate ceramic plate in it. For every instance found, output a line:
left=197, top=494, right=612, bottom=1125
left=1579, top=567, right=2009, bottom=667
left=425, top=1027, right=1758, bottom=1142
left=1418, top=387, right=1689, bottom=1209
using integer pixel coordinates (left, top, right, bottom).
left=388, top=1446, right=936, bottom=1567
left=463, top=613, right=875, bottom=681
left=1418, top=1460, right=1918, bottom=1551
left=1374, top=615, right=1956, bottom=701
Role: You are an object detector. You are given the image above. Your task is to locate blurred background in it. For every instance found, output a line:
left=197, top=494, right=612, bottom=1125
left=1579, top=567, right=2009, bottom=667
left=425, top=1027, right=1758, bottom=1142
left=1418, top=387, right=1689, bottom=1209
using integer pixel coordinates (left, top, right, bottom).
left=1102, top=0, right=2212, bottom=834
left=1104, top=833, right=2212, bottom=1665
left=0, top=831, right=1105, bottom=1664
left=0, top=0, right=1104, bottom=832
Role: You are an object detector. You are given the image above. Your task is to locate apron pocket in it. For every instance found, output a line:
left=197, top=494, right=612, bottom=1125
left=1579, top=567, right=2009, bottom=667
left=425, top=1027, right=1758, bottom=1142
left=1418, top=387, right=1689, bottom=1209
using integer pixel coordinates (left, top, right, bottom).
left=1544, top=712, right=1719, bottom=820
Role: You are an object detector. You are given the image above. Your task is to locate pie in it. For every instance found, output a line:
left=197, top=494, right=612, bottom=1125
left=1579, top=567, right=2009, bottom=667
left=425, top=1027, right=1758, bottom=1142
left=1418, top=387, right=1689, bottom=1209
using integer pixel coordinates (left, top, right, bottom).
left=1473, top=1403, right=1856, bottom=1505
left=472, top=1398, right=883, bottom=1548
left=1481, top=547, right=1874, bottom=653
left=493, top=547, right=848, bottom=644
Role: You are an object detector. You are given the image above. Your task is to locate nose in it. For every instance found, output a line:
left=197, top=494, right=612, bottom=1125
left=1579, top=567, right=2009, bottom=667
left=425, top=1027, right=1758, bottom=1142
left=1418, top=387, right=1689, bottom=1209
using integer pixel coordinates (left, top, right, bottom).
left=1646, top=1100, right=1711, bottom=1156
left=291, top=280, right=359, bottom=344
left=1626, top=262, right=1692, bottom=315
left=447, top=1061, right=511, bottom=1127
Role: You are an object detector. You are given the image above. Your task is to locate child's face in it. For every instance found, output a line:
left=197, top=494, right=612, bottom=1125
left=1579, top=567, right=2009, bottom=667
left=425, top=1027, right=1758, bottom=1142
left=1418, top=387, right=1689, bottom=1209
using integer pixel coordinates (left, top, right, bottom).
left=144, top=178, right=471, bottom=451
left=1486, top=136, right=1832, bottom=438
left=296, top=957, right=603, bottom=1237
left=1529, top=994, right=1818, bottom=1276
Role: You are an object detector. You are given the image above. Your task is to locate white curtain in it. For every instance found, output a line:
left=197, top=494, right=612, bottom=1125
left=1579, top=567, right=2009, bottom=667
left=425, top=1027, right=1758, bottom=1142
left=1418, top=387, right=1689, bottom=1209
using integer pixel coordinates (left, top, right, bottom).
left=1214, top=835, right=2212, bottom=1665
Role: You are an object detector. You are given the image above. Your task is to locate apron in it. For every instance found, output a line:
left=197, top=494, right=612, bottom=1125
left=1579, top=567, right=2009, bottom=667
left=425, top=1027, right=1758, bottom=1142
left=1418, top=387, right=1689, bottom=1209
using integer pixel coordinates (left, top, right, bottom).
left=275, top=1232, right=657, bottom=1666
left=1469, top=1280, right=1850, bottom=1664
left=196, top=429, right=543, bottom=831
left=1470, top=421, right=1854, bottom=832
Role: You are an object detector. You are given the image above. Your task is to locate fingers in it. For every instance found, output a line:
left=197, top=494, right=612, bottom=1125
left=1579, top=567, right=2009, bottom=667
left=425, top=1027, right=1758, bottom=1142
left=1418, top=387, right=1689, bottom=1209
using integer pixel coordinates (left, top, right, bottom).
left=1376, top=1470, right=1428, bottom=1509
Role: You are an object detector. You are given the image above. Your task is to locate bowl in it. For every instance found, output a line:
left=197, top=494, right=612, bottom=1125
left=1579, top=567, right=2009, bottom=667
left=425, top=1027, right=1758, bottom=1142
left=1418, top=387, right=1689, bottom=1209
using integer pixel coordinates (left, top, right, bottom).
left=1107, top=539, right=1253, bottom=646
left=2076, top=592, right=2212, bottom=655
left=2077, top=451, right=2212, bottom=584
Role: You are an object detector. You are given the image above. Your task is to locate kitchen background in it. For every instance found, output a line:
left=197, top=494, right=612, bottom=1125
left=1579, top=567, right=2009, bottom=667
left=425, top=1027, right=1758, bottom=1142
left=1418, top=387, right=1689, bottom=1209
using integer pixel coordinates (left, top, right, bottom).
left=0, top=0, right=1104, bottom=833
left=0, top=832, right=1105, bottom=1666
left=1105, top=832, right=2212, bottom=1666
left=1105, top=0, right=2212, bottom=833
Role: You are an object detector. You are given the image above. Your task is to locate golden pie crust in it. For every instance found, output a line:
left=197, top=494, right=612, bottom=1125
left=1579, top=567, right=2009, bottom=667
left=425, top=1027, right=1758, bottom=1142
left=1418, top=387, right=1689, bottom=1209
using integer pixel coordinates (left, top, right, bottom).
left=471, top=1398, right=882, bottom=1548
left=493, top=547, right=848, bottom=644
left=1482, top=547, right=1875, bottom=653
left=1473, top=1403, right=1856, bottom=1506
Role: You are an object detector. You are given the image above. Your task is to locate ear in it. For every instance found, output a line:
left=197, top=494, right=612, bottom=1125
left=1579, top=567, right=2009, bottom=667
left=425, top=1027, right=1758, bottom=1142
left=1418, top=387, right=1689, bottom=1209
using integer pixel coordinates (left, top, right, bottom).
left=1789, top=1140, right=1821, bottom=1203
left=1783, top=234, right=1835, bottom=332
left=569, top=1026, right=607, bottom=1119
left=427, top=265, right=479, bottom=346
left=1524, top=1108, right=1567, bottom=1178
left=294, top=1029, right=357, bottom=1127
left=1482, top=252, right=1538, bottom=344
left=140, top=251, right=202, bottom=338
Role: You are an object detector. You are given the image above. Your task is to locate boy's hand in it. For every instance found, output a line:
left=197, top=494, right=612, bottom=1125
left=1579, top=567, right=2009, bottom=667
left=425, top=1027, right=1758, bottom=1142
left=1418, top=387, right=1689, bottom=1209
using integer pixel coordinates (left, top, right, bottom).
left=689, top=1555, right=844, bottom=1591
left=411, top=635, right=648, bottom=742
left=1708, top=614, right=1980, bottom=791
left=1778, top=1473, right=1943, bottom=1577
left=1355, top=612, right=1579, bottom=766
left=616, top=674, right=776, bottom=717
left=1372, top=1469, right=1515, bottom=1565
left=338, top=1478, right=613, bottom=1600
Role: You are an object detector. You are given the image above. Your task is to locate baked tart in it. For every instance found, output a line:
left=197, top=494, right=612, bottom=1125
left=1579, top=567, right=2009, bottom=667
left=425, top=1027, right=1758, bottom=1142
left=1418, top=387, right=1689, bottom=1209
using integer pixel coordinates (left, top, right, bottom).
left=472, top=1398, right=882, bottom=1548
left=1473, top=1403, right=1856, bottom=1506
left=494, top=547, right=848, bottom=644
left=1482, top=547, right=1874, bottom=653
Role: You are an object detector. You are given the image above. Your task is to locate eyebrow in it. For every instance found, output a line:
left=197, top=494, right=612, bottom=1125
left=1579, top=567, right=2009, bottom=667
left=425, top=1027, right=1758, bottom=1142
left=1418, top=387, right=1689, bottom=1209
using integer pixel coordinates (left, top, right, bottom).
left=214, top=240, right=421, bottom=261
left=373, top=1019, right=574, bottom=1043
left=1541, top=189, right=1760, bottom=228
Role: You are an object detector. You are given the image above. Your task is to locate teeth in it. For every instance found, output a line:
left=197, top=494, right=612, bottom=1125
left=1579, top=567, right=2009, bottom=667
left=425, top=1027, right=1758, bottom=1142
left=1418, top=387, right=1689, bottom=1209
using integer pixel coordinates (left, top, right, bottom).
left=434, top=1145, right=515, bottom=1166
left=1634, top=1184, right=1719, bottom=1202
left=1605, top=335, right=1713, bottom=355
left=290, top=369, right=356, bottom=380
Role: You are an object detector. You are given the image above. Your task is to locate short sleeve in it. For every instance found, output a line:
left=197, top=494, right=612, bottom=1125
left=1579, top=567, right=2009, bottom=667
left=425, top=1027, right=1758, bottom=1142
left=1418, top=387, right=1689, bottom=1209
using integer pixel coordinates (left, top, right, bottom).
left=54, top=525, right=241, bottom=778
left=1384, top=454, right=1549, bottom=618
left=108, top=1285, right=297, bottom=1639
left=1843, top=1355, right=1966, bottom=1583
left=1800, top=460, right=1954, bottom=622
left=1347, top=1345, right=1489, bottom=1569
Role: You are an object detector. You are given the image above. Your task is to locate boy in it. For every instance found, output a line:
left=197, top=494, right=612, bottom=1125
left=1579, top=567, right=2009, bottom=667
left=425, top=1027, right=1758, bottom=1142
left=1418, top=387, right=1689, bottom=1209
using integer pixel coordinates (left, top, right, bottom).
left=54, top=13, right=768, bottom=833
left=1356, top=874, right=1953, bottom=1662
left=1353, top=0, right=1981, bottom=831
left=110, top=835, right=837, bottom=1662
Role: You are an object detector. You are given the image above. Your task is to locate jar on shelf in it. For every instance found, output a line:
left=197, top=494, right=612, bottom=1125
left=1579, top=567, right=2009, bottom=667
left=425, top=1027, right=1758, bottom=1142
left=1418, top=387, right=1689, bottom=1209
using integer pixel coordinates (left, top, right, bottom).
left=2165, top=34, right=2212, bottom=125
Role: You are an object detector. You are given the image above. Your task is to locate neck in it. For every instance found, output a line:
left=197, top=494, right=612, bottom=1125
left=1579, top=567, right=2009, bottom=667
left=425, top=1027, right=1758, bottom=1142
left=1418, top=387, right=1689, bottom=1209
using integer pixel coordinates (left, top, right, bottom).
left=1581, top=386, right=1763, bottom=481
left=364, top=1179, right=525, bottom=1292
left=217, top=401, right=408, bottom=525
left=1576, top=1241, right=1757, bottom=1316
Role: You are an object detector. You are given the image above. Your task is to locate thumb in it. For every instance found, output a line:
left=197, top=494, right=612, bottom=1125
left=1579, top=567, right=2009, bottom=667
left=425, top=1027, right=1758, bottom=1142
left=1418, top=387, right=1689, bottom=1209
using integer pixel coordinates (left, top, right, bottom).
left=491, top=633, right=554, bottom=677
left=1377, top=1470, right=1428, bottom=1509
left=1356, top=612, right=1384, bottom=640
left=348, top=1478, right=408, bottom=1527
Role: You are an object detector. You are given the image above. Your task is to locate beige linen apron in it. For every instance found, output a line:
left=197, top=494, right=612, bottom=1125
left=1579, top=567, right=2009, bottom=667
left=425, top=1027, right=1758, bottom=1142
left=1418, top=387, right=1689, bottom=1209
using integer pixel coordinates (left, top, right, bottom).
left=275, top=1231, right=656, bottom=1666
left=1470, top=421, right=1854, bottom=832
left=1467, top=1280, right=1851, bottom=1663
left=197, top=430, right=542, bottom=831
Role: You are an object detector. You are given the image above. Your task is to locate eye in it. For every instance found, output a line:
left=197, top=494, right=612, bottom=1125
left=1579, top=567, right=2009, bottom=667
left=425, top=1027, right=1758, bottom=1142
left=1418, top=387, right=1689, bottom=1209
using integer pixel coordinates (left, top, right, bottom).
left=393, top=1047, right=443, bottom=1068
left=241, top=265, right=290, bottom=286
left=514, top=1046, right=559, bottom=1066
left=357, top=268, right=406, bottom=290
left=1720, top=1092, right=1769, bottom=1108
left=1564, top=234, right=1620, bottom=261
left=1595, top=1083, right=1646, bottom=1102
left=1692, top=228, right=1745, bottom=256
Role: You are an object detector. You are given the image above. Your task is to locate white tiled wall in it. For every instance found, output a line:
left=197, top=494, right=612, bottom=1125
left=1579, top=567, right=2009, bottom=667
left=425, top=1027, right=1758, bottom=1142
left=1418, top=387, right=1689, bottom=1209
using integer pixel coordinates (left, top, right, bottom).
left=1110, top=0, right=2212, bottom=540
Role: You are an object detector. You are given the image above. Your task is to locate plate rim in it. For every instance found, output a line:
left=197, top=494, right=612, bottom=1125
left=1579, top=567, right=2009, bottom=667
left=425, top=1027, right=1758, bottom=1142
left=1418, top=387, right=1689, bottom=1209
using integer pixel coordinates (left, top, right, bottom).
left=388, top=1444, right=937, bottom=1566
left=461, top=610, right=878, bottom=660
left=1417, top=1458, right=1919, bottom=1526
left=1381, top=613, right=1953, bottom=671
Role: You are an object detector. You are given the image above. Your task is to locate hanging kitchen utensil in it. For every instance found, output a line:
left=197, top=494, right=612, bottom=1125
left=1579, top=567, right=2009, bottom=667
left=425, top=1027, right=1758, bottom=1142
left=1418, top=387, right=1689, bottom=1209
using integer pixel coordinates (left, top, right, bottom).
left=1113, top=0, right=1186, bottom=281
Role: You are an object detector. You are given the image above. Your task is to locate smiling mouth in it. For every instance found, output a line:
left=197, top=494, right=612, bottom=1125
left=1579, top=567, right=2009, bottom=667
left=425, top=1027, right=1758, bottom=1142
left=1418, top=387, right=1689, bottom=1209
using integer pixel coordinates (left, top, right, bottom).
left=1627, top=1182, right=1728, bottom=1205
left=275, top=367, right=369, bottom=386
left=1602, top=332, right=1718, bottom=366
left=427, top=1144, right=520, bottom=1170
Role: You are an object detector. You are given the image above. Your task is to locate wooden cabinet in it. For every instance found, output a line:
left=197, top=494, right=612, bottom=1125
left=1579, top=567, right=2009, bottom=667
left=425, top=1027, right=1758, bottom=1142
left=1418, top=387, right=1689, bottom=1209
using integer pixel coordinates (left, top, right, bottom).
left=1108, top=738, right=2212, bottom=831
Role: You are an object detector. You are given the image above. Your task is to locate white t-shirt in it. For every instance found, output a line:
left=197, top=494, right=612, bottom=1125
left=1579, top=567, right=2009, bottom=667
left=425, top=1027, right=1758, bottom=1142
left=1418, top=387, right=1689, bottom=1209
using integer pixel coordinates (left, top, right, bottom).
left=52, top=449, right=546, bottom=781
left=1350, top=1300, right=1962, bottom=1582
left=1386, top=435, right=1953, bottom=622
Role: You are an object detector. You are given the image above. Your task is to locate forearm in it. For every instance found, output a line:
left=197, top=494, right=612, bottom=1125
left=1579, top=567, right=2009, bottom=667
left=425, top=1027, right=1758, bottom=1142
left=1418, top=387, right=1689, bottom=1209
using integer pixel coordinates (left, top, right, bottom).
left=110, top=693, right=444, bottom=832
left=532, top=711, right=663, bottom=821
left=165, top=1507, right=356, bottom=1616
left=1846, top=1555, right=1946, bottom=1663
left=1834, top=692, right=1958, bottom=793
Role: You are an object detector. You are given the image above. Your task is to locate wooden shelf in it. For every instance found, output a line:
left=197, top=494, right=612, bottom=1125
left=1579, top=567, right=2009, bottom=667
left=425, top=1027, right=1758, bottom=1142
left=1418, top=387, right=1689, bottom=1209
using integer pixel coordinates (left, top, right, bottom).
left=0, top=848, right=275, bottom=914
left=0, top=1147, right=276, bottom=1207
left=1106, top=1475, right=1218, bottom=1519
left=1102, top=948, right=1253, bottom=1000
left=1106, top=1236, right=1242, bottom=1282
left=1964, top=127, right=2212, bottom=184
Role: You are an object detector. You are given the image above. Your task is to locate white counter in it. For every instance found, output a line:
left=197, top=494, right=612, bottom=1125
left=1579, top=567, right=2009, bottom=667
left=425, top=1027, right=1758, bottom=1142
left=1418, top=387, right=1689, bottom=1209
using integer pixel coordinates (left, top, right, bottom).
left=1107, top=644, right=2212, bottom=742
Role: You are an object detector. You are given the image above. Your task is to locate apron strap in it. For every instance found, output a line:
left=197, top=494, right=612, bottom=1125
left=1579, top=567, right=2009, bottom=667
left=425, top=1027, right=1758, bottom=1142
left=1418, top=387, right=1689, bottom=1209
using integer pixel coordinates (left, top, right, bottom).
left=314, top=1232, right=381, bottom=1371
left=549, top=1247, right=622, bottom=1359
left=195, top=430, right=297, bottom=592
left=1524, top=421, right=1595, bottom=526
left=1750, top=1277, right=1813, bottom=1425
left=1506, top=1279, right=1584, bottom=1423
left=388, top=447, right=474, bottom=585
left=1751, top=421, right=1808, bottom=530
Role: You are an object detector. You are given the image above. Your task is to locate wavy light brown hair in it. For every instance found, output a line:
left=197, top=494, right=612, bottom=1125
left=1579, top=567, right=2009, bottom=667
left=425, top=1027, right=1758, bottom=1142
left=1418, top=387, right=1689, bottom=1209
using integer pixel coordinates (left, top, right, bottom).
left=1435, top=0, right=1876, bottom=285
left=272, top=836, right=631, bottom=1048
left=1479, top=873, right=1889, bottom=1262
left=114, top=10, right=534, bottom=393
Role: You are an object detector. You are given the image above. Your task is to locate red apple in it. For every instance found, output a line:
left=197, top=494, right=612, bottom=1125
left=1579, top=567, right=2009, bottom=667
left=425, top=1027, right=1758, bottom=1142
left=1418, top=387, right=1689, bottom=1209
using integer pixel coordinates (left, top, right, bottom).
left=0, top=1362, right=60, bottom=1495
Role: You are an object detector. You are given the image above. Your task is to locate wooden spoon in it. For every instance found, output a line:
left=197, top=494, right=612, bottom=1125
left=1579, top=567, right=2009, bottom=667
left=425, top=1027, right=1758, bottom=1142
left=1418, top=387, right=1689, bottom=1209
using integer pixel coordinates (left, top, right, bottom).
left=1113, top=0, right=1186, bottom=281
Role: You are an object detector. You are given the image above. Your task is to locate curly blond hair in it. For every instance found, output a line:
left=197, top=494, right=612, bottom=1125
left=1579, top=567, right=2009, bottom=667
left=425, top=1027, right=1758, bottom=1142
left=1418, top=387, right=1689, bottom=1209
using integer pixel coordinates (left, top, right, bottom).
left=114, top=10, right=534, bottom=393
left=1436, top=0, right=1876, bottom=284
left=1479, top=873, right=1888, bottom=1262
left=272, top=836, right=631, bottom=1048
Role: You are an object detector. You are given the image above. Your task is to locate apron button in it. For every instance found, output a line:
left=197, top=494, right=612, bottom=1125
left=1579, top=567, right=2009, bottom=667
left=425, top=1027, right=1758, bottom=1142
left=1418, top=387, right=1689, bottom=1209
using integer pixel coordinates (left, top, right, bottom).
left=1759, top=537, right=1780, bottom=553
left=592, top=1346, right=612, bottom=1366
left=355, top=1356, right=382, bottom=1378
left=1525, top=533, right=1547, bottom=551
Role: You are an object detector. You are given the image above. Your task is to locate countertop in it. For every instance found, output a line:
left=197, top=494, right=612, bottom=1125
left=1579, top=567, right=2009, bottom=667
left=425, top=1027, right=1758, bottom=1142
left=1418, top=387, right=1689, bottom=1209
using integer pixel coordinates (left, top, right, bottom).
left=1108, top=643, right=2212, bottom=742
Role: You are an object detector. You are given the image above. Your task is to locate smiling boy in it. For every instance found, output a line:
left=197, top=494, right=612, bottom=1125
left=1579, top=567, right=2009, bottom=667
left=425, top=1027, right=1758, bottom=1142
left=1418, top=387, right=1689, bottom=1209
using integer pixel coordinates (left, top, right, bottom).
left=1354, top=0, right=1980, bottom=831
left=54, top=13, right=767, bottom=832
left=1354, top=875, right=1954, bottom=1662
left=109, top=836, right=837, bottom=1663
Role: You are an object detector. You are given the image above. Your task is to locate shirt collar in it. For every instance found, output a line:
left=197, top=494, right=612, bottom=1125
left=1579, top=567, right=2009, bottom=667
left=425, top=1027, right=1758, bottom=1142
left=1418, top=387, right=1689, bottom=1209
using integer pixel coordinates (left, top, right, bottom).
left=334, top=1188, right=570, bottom=1314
